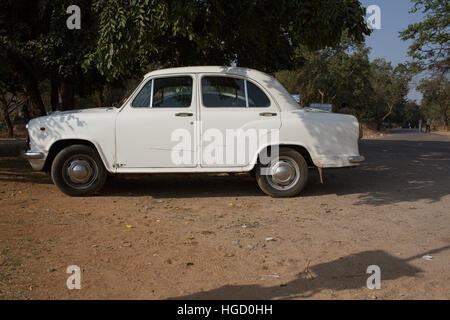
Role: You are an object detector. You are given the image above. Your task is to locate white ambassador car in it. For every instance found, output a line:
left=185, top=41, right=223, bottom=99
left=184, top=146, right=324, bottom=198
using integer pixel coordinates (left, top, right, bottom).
left=23, top=66, right=364, bottom=197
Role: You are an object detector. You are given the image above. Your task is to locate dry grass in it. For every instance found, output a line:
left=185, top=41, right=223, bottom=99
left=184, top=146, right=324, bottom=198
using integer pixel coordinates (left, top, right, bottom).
left=360, top=122, right=384, bottom=138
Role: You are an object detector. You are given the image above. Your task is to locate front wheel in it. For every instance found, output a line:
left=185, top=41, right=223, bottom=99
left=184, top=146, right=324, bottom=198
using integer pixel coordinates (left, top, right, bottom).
left=51, top=144, right=107, bottom=196
left=255, top=148, right=308, bottom=197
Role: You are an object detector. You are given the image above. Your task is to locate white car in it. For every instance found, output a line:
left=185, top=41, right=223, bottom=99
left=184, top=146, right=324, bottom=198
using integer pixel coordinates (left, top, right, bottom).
left=23, top=66, right=364, bottom=197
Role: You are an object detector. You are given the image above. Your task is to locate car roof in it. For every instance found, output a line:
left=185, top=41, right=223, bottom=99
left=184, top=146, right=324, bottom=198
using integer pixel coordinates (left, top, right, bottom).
left=144, top=66, right=269, bottom=79
left=143, top=66, right=301, bottom=111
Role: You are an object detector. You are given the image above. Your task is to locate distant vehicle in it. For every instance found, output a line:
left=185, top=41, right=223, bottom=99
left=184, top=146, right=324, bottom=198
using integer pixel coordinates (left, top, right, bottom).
left=23, top=66, right=364, bottom=197
left=291, top=94, right=300, bottom=104
left=308, top=104, right=333, bottom=112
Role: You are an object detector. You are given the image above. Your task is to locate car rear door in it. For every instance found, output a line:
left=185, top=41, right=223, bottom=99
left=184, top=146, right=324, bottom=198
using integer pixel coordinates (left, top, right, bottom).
left=199, top=74, right=281, bottom=167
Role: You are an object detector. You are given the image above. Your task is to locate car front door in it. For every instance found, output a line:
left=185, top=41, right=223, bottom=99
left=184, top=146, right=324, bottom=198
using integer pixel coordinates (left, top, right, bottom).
left=115, top=75, right=198, bottom=168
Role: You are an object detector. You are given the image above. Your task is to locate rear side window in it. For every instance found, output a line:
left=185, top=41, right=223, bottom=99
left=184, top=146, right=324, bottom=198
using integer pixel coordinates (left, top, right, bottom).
left=201, top=77, right=246, bottom=107
left=131, top=76, right=193, bottom=108
left=201, top=76, right=270, bottom=108
left=247, top=81, right=271, bottom=108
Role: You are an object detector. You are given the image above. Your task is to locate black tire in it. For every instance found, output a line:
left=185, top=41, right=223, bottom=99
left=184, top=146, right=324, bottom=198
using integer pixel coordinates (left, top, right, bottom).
left=51, top=144, right=107, bottom=196
left=255, top=148, right=308, bottom=197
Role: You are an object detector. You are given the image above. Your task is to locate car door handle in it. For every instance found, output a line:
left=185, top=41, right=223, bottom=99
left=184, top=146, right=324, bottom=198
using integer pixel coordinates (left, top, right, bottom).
left=259, top=112, right=277, bottom=117
left=175, top=112, right=193, bottom=117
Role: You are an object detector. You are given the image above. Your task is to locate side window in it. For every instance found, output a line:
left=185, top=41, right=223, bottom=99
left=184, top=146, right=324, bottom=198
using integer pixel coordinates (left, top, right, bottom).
left=131, top=80, right=151, bottom=108
left=153, top=77, right=192, bottom=108
left=201, top=77, right=246, bottom=107
left=247, top=81, right=271, bottom=108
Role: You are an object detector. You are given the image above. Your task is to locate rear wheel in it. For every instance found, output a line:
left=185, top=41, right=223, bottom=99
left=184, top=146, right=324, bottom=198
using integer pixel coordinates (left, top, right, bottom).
left=255, top=148, right=308, bottom=197
left=51, top=144, right=107, bottom=196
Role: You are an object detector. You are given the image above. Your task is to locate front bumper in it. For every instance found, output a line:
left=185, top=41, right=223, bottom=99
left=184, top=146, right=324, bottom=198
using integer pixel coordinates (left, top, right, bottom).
left=348, top=155, right=365, bottom=163
left=22, top=151, right=45, bottom=159
left=21, top=151, right=46, bottom=170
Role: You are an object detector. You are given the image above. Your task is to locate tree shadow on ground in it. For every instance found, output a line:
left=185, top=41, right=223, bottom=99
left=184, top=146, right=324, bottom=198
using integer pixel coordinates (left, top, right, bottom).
left=0, top=157, right=52, bottom=184
left=305, top=139, right=450, bottom=206
left=169, top=246, right=449, bottom=300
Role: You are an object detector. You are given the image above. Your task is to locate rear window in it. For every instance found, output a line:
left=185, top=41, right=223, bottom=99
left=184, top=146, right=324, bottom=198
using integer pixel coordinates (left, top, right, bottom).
left=247, top=81, right=271, bottom=108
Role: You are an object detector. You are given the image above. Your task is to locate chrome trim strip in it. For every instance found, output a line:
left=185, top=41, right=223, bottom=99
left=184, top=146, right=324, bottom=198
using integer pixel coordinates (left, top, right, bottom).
left=348, top=155, right=365, bottom=163
left=244, top=80, right=249, bottom=108
left=149, top=79, right=154, bottom=108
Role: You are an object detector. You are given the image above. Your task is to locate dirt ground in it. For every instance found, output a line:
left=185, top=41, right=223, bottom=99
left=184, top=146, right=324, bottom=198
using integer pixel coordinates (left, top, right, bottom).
left=0, top=129, right=449, bottom=300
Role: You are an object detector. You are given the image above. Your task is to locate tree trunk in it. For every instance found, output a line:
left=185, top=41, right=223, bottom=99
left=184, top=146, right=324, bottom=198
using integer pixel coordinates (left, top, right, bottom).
left=377, top=103, right=394, bottom=131
left=97, top=86, right=105, bottom=107
left=22, top=102, right=31, bottom=123
left=381, top=103, right=394, bottom=122
left=2, top=106, right=14, bottom=138
left=60, top=80, right=75, bottom=110
left=14, top=69, right=46, bottom=117
left=318, top=89, right=325, bottom=104
left=11, top=63, right=46, bottom=117
left=0, top=95, right=14, bottom=137
left=50, top=76, right=59, bottom=112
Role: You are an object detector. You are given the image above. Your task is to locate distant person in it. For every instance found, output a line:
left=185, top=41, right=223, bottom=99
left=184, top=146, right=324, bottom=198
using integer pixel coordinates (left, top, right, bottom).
left=426, top=118, right=431, bottom=133
left=418, top=119, right=423, bottom=133
left=408, top=122, right=411, bottom=129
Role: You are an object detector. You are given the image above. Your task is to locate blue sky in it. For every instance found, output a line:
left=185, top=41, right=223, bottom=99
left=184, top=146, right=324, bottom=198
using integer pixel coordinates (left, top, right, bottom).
left=360, top=0, right=425, bottom=101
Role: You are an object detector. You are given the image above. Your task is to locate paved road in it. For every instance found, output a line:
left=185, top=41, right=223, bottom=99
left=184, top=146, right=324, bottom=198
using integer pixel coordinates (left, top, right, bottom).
left=323, top=129, right=450, bottom=206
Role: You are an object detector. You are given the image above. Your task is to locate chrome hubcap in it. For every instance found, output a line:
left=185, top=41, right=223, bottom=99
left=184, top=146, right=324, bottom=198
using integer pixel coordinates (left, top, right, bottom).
left=62, top=155, right=98, bottom=190
left=267, top=157, right=300, bottom=191
left=271, top=161, right=296, bottom=185
left=67, top=160, right=93, bottom=184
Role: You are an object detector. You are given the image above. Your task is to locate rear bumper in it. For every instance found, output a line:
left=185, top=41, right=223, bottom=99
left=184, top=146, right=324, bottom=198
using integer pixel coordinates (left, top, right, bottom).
left=21, top=151, right=46, bottom=171
left=348, top=155, right=365, bottom=163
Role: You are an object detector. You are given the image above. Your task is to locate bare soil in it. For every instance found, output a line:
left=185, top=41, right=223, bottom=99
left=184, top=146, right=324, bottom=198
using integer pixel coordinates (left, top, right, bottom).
left=0, top=129, right=449, bottom=300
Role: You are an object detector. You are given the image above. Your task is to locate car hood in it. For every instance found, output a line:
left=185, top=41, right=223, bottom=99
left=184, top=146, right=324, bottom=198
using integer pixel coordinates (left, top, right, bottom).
left=27, top=107, right=119, bottom=131
left=47, top=107, right=118, bottom=116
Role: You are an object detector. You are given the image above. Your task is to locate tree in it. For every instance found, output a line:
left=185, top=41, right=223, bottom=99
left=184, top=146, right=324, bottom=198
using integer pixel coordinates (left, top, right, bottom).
left=0, top=60, right=24, bottom=137
left=0, top=0, right=101, bottom=113
left=32, top=0, right=101, bottom=110
left=370, top=60, right=412, bottom=129
left=89, top=0, right=371, bottom=81
left=399, top=0, right=450, bottom=73
left=275, top=39, right=374, bottom=117
left=0, top=0, right=49, bottom=116
left=275, top=40, right=413, bottom=127
left=418, top=74, right=449, bottom=130
left=1, top=0, right=371, bottom=118
left=0, top=86, right=17, bottom=138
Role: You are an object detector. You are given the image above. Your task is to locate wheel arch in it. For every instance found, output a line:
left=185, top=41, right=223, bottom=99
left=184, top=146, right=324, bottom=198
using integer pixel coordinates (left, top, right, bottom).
left=253, top=144, right=316, bottom=169
left=43, top=139, right=110, bottom=172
